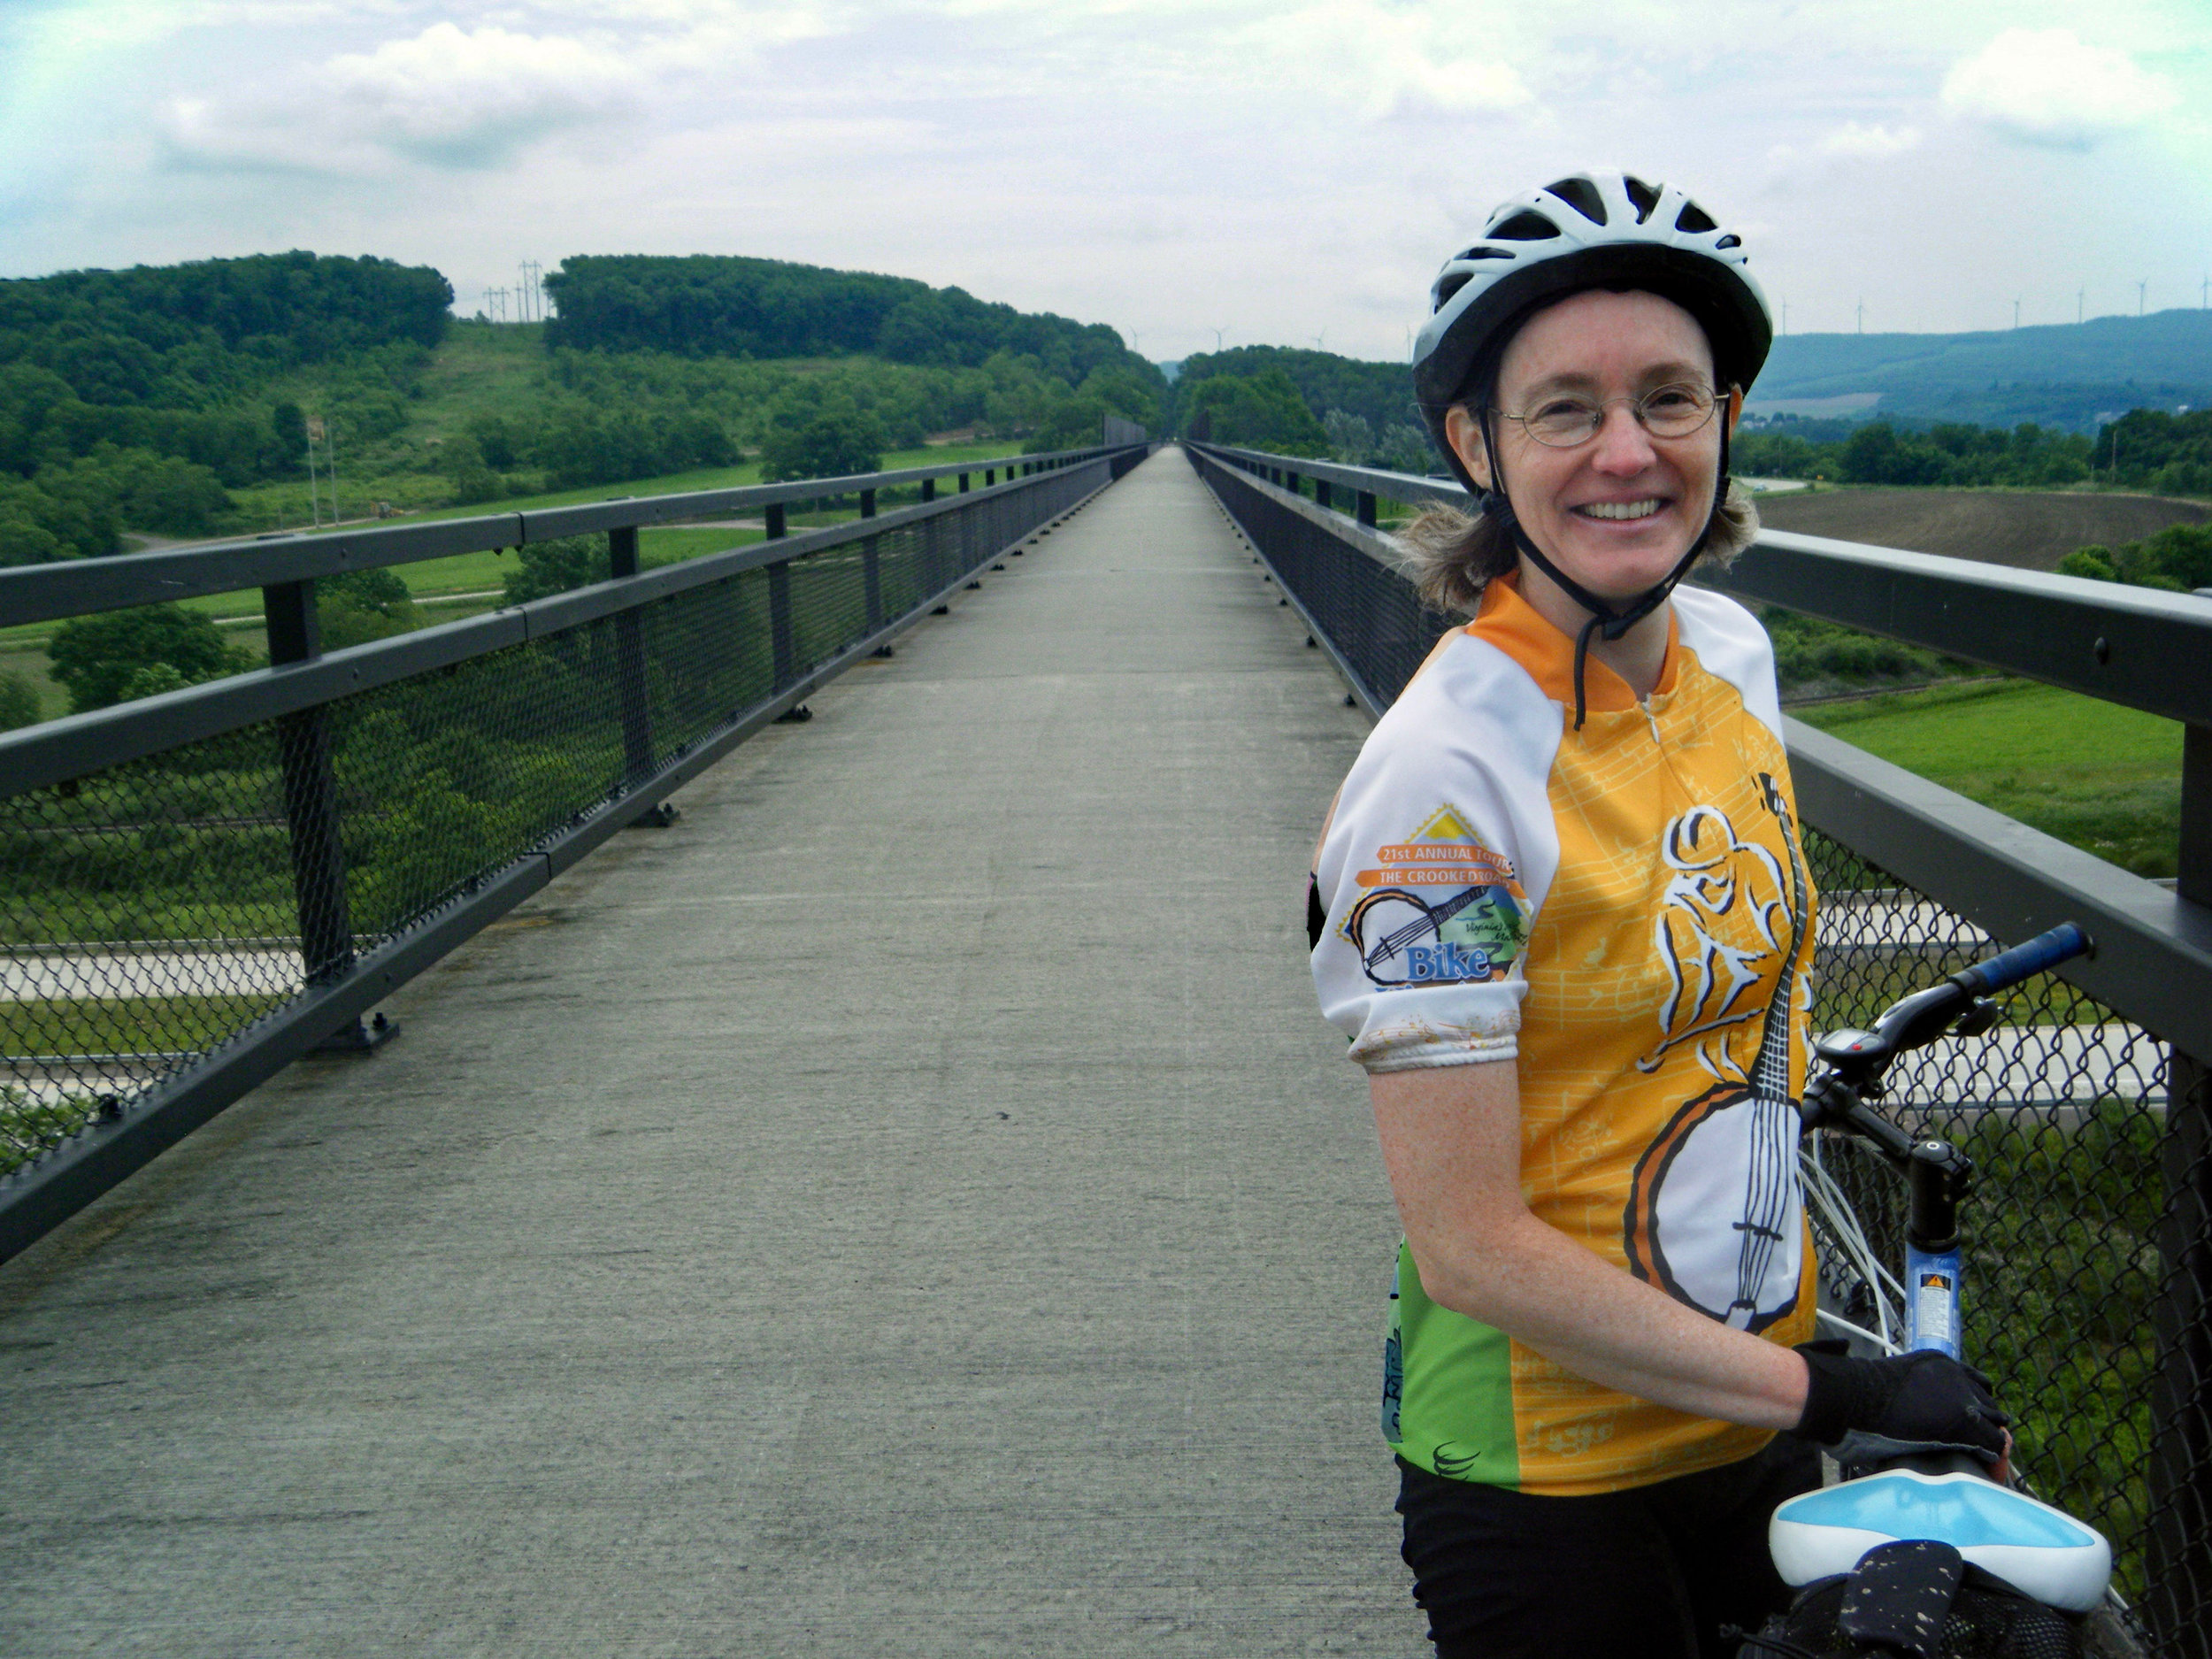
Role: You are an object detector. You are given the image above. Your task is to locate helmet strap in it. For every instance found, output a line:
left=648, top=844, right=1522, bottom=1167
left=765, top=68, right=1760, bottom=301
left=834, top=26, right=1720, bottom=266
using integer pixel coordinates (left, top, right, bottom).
left=1475, top=406, right=1734, bottom=731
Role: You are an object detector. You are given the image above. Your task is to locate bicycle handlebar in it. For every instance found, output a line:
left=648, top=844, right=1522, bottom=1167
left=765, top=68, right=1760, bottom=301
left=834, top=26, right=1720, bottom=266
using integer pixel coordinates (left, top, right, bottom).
left=1947, top=923, right=2093, bottom=999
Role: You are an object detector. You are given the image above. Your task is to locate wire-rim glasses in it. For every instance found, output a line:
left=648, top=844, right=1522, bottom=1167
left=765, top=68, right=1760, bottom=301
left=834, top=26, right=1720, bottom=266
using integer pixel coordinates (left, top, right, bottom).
left=1495, top=382, right=1719, bottom=449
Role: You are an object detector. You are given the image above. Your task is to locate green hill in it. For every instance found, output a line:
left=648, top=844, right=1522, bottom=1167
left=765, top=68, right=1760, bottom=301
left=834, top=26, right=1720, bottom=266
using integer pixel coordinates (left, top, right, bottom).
left=0, top=250, right=1165, bottom=561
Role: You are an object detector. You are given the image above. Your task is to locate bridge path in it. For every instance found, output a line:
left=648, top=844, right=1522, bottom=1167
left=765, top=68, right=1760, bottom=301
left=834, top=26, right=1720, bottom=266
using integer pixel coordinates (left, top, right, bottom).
left=0, top=450, right=1413, bottom=1656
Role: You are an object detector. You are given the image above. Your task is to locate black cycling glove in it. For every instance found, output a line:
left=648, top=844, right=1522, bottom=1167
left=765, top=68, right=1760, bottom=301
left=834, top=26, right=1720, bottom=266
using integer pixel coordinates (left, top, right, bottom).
left=1791, top=1340, right=2010, bottom=1465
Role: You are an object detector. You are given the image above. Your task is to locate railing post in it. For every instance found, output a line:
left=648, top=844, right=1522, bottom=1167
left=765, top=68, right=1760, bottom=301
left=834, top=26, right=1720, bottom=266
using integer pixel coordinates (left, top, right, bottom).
left=1357, top=491, right=1379, bottom=529
left=922, top=477, right=936, bottom=503
left=985, top=468, right=996, bottom=486
left=1286, top=470, right=1302, bottom=496
left=261, top=580, right=359, bottom=1025
left=958, top=472, right=970, bottom=494
left=1315, top=480, right=1332, bottom=512
left=767, top=559, right=796, bottom=690
left=608, top=526, right=654, bottom=789
left=2149, top=719, right=2212, bottom=1656
left=859, top=488, right=876, bottom=519
left=765, top=502, right=787, bottom=540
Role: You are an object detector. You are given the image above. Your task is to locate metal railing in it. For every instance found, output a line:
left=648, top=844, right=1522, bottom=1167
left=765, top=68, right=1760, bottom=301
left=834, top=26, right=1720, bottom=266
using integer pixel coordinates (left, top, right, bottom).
left=1188, top=439, right=2212, bottom=1657
left=0, top=442, right=1152, bottom=1260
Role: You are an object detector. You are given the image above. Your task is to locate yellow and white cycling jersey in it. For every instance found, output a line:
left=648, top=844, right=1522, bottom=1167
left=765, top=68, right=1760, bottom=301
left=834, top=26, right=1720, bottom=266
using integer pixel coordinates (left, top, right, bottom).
left=1311, top=572, right=1820, bottom=1496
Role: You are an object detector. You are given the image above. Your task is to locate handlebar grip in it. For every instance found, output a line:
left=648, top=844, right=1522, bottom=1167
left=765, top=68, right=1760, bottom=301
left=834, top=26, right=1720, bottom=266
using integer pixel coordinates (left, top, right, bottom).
left=1952, top=923, right=2092, bottom=997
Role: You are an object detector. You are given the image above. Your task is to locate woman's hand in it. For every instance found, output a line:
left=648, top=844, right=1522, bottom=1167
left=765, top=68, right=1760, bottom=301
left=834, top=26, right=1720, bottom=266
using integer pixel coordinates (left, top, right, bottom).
left=1371, top=1059, right=1810, bottom=1430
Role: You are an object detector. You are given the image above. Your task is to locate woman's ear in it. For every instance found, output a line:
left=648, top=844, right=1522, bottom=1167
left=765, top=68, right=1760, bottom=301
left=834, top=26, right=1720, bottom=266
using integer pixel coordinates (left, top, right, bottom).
left=1443, top=406, right=1494, bottom=491
left=1724, top=386, right=1743, bottom=435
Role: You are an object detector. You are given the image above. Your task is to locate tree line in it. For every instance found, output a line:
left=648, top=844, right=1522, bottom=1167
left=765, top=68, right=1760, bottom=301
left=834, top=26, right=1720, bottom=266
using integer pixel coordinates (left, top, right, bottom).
left=543, top=255, right=1147, bottom=387
left=2, top=253, right=452, bottom=558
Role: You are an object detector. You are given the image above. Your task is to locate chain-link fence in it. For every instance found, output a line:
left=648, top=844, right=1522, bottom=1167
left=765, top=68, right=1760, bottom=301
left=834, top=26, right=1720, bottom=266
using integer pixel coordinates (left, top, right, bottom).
left=1187, top=442, right=2212, bottom=1659
left=1, top=453, right=1127, bottom=1237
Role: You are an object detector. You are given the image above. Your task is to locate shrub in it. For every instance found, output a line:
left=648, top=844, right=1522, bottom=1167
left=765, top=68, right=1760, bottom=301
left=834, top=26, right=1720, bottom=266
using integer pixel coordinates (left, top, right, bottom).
left=317, top=567, right=423, bottom=649
left=502, top=535, right=611, bottom=604
left=0, top=670, right=42, bottom=730
left=758, top=412, right=885, bottom=482
left=46, top=603, right=254, bottom=711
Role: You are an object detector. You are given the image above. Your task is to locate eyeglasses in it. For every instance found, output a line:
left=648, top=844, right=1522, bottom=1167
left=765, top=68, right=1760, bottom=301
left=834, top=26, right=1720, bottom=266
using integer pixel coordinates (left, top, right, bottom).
left=1494, top=382, right=1719, bottom=449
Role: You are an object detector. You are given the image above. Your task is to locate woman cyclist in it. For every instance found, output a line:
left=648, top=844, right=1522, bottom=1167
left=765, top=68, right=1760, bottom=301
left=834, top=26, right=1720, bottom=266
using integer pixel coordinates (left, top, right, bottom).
left=1305, top=172, right=2010, bottom=1658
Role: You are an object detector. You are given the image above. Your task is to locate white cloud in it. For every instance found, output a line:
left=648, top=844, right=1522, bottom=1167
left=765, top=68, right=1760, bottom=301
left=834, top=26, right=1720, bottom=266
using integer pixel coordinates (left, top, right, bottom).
left=1226, top=4, right=1531, bottom=120
left=161, top=21, right=648, bottom=173
left=1817, top=121, right=1920, bottom=159
left=1941, top=28, right=2178, bottom=148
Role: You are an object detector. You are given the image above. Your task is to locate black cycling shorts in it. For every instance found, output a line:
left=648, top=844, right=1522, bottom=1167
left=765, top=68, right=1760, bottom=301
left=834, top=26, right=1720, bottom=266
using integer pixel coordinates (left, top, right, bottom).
left=1394, top=1432, right=1821, bottom=1659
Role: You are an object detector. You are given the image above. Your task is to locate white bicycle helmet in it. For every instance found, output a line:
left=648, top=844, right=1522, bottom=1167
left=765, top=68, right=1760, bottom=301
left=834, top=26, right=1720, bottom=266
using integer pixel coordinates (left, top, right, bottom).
left=1413, top=171, right=1771, bottom=423
left=1409, top=171, right=1774, bottom=727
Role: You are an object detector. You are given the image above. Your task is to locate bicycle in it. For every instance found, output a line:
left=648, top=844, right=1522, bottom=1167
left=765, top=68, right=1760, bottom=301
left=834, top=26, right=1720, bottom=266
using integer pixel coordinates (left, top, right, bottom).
left=1736, top=922, right=2147, bottom=1659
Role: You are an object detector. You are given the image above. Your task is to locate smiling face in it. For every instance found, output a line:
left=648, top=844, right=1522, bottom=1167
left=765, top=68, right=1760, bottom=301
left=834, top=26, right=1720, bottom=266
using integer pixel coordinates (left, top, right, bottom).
left=1446, top=288, right=1723, bottom=610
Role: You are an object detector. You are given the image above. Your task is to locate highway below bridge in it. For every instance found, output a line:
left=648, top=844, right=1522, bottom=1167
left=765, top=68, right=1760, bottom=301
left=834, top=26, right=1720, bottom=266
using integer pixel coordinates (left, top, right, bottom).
left=0, top=451, right=1417, bottom=1655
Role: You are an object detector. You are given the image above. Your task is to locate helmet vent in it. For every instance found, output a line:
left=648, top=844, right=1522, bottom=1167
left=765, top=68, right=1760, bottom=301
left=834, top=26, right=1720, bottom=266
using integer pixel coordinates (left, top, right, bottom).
left=1543, top=177, right=1608, bottom=226
left=1674, top=200, right=1717, bottom=234
left=1716, top=234, right=1741, bottom=250
left=1489, top=211, right=1558, bottom=242
left=1623, top=176, right=1660, bottom=223
left=1434, top=273, right=1473, bottom=311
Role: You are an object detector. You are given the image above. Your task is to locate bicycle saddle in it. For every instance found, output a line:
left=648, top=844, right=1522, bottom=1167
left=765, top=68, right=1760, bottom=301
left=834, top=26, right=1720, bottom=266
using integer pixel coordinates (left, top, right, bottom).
left=1770, top=1468, right=2112, bottom=1613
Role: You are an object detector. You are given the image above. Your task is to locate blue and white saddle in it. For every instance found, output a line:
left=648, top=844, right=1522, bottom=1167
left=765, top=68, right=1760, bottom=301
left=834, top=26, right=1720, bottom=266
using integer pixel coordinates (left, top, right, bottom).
left=1770, top=1468, right=2112, bottom=1614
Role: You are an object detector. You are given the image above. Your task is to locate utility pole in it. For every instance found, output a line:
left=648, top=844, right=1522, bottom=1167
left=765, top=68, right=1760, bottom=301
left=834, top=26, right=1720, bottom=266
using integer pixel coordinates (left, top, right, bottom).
left=305, top=416, right=324, bottom=528
left=326, top=417, right=340, bottom=525
left=2013, top=297, right=2021, bottom=330
left=2139, top=279, right=2148, bottom=317
left=1856, top=298, right=1865, bottom=335
left=2078, top=288, right=2085, bottom=326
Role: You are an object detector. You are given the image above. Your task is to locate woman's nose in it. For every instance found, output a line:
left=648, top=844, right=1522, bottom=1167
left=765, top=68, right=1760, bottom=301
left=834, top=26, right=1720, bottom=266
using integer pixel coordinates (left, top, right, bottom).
left=1588, top=402, right=1657, bottom=472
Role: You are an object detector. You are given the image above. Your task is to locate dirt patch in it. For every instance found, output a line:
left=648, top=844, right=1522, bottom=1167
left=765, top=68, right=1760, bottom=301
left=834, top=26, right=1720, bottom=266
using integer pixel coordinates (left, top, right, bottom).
left=1754, top=488, right=2211, bottom=571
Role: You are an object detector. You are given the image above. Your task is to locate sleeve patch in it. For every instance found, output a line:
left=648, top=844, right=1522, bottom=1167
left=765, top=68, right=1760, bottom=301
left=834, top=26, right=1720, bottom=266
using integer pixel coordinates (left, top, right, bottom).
left=1340, top=814, right=1531, bottom=990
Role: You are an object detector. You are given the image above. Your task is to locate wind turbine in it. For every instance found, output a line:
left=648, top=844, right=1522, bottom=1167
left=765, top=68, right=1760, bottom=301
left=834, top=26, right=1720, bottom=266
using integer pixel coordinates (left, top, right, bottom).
left=1210, top=326, right=1228, bottom=351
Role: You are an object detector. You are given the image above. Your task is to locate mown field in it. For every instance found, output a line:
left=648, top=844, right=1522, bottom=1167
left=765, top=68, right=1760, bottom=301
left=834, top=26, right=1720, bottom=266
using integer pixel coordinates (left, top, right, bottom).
left=1755, top=486, right=2210, bottom=571
left=1793, top=679, right=2183, bottom=877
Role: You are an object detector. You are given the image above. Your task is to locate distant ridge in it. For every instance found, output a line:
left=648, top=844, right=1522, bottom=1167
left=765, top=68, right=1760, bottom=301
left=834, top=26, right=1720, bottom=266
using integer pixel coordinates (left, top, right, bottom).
left=1754, top=309, right=2212, bottom=429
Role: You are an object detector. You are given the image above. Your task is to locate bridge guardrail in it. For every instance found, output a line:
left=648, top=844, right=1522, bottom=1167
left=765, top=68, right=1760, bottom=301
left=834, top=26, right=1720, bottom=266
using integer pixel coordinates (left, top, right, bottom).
left=1187, top=438, right=2212, bottom=1658
left=0, top=442, right=1153, bottom=1261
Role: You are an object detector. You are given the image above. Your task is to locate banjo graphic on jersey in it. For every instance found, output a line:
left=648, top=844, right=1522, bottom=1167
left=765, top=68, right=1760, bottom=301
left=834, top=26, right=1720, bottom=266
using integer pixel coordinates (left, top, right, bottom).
left=1623, top=774, right=1810, bottom=1333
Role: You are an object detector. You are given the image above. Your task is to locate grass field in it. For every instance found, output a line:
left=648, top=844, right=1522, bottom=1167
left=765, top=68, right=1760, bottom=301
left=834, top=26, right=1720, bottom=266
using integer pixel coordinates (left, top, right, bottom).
left=1793, top=679, right=2183, bottom=877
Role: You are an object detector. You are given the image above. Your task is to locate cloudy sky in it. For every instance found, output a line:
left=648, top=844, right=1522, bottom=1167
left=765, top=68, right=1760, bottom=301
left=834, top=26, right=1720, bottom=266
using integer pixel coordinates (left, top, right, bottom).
left=3, top=1, right=2208, bottom=361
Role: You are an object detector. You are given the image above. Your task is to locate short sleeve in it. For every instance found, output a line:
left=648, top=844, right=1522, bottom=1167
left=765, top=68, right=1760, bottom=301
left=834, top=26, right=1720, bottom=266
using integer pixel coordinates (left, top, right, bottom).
left=1310, top=636, right=1563, bottom=1074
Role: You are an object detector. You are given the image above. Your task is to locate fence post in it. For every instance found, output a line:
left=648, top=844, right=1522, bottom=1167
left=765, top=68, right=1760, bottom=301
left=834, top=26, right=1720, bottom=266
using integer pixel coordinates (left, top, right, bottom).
left=2149, top=719, right=2212, bottom=1655
left=859, top=488, right=876, bottom=519
left=958, top=472, right=970, bottom=494
left=261, top=579, right=376, bottom=1047
left=764, top=502, right=786, bottom=541
left=922, top=477, right=936, bottom=503
left=1357, top=491, right=1379, bottom=529
left=607, top=525, right=655, bottom=790
left=1315, top=480, right=1332, bottom=512
left=768, top=560, right=796, bottom=690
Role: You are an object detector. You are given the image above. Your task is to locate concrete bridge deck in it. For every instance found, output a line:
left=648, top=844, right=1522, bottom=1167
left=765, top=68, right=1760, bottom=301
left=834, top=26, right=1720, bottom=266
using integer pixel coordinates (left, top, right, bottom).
left=0, top=451, right=1412, bottom=1656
